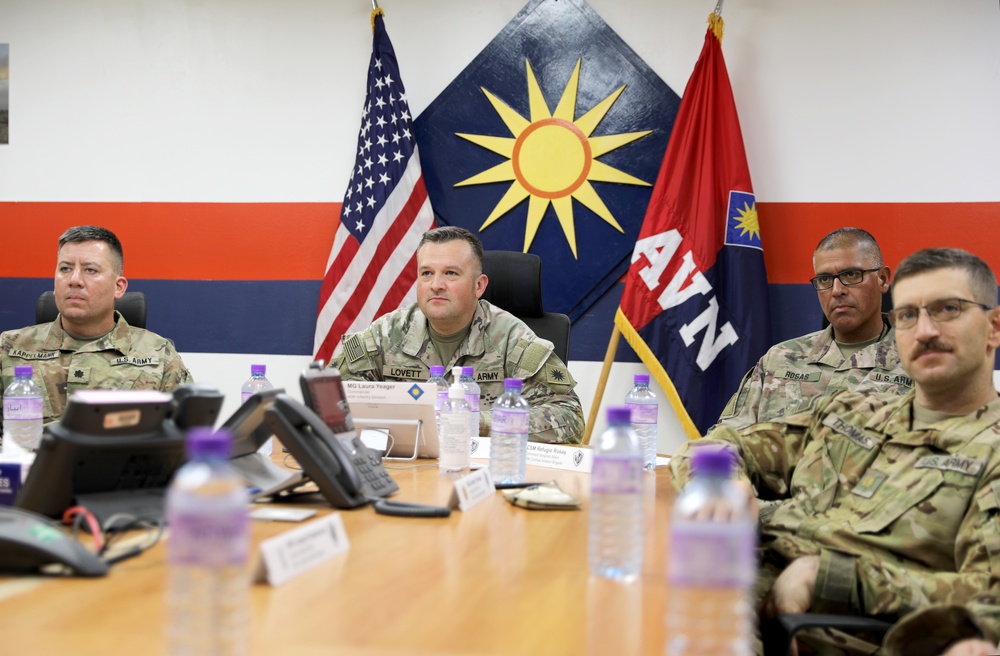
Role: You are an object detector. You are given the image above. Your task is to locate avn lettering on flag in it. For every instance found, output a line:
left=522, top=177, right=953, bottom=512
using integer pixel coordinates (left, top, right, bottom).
left=615, top=12, right=771, bottom=439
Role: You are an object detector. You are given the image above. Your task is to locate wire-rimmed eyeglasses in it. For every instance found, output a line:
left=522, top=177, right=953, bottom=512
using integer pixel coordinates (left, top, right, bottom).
left=888, top=297, right=993, bottom=330
left=810, top=268, right=881, bottom=291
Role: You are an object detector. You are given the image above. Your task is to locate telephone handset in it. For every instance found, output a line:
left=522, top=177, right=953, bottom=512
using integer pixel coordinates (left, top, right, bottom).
left=264, top=395, right=398, bottom=509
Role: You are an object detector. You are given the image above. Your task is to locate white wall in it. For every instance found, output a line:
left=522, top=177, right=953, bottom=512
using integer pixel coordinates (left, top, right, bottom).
left=2, top=0, right=999, bottom=453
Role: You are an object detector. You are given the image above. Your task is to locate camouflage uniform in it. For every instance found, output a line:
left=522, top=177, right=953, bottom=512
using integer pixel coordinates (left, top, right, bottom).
left=330, top=300, right=584, bottom=444
left=0, top=312, right=192, bottom=431
left=672, top=390, right=1000, bottom=655
left=715, top=318, right=912, bottom=431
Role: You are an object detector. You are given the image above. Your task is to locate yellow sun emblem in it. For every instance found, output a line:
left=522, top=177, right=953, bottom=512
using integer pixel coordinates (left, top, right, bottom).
left=454, top=59, right=652, bottom=259
left=732, top=201, right=760, bottom=241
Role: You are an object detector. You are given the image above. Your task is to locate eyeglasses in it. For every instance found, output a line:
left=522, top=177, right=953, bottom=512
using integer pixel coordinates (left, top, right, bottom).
left=888, top=297, right=993, bottom=330
left=810, top=268, right=881, bottom=291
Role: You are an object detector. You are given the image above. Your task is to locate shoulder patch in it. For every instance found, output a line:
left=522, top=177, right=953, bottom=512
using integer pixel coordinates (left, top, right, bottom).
left=519, top=341, right=552, bottom=375
left=720, top=367, right=755, bottom=419
left=343, top=334, right=367, bottom=363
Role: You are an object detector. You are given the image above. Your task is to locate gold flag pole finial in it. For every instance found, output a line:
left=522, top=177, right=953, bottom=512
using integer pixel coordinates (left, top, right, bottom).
left=371, top=2, right=383, bottom=33
left=708, top=0, right=725, bottom=42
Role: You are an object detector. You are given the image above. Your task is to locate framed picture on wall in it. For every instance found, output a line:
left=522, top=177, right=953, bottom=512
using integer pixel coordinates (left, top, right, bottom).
left=0, top=43, right=8, bottom=145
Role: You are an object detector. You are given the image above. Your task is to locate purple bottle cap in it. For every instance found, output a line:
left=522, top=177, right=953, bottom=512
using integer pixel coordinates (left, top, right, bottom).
left=691, top=447, right=736, bottom=476
left=462, top=366, right=474, bottom=376
left=251, top=364, right=266, bottom=375
left=606, top=406, right=632, bottom=425
left=634, top=373, right=650, bottom=385
left=14, top=365, right=33, bottom=377
left=504, top=378, right=523, bottom=391
left=429, top=365, right=445, bottom=376
left=187, top=427, right=233, bottom=460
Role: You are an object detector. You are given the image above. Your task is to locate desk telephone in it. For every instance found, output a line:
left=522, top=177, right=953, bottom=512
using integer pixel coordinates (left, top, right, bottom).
left=265, top=395, right=397, bottom=509
left=263, top=368, right=449, bottom=517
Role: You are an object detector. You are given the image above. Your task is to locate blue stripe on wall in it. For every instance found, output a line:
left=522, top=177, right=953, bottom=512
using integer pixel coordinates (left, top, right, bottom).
left=1, top=278, right=826, bottom=359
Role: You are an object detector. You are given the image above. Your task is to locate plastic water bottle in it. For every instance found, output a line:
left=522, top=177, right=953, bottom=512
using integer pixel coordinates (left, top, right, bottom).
left=439, top=379, right=471, bottom=473
left=427, top=365, right=449, bottom=436
left=625, top=373, right=658, bottom=471
left=166, top=427, right=250, bottom=656
left=489, top=378, right=530, bottom=484
left=667, top=447, right=756, bottom=656
left=588, top=406, right=643, bottom=581
left=2, top=365, right=44, bottom=452
left=460, top=366, right=481, bottom=438
left=241, top=363, right=274, bottom=456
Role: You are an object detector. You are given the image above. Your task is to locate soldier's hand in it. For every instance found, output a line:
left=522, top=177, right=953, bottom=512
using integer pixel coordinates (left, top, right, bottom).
left=760, top=555, right=819, bottom=618
left=942, top=639, right=999, bottom=656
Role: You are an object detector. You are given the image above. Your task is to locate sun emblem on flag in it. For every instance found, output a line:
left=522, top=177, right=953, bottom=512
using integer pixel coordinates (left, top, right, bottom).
left=453, top=59, right=652, bottom=259
left=732, top=201, right=760, bottom=241
left=724, top=190, right=763, bottom=250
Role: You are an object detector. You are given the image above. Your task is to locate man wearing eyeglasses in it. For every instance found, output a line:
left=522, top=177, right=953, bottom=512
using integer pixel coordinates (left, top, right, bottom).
left=672, top=247, right=1000, bottom=655
left=715, top=227, right=911, bottom=432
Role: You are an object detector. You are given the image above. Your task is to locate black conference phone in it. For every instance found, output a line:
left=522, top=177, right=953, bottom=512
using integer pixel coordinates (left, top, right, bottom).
left=265, top=394, right=397, bottom=508
left=265, top=394, right=448, bottom=517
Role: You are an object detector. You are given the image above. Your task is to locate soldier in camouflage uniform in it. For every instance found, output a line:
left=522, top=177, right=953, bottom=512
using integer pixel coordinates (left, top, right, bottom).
left=331, top=226, right=583, bottom=444
left=672, top=248, right=1000, bottom=655
left=0, top=226, right=191, bottom=434
left=716, top=228, right=912, bottom=432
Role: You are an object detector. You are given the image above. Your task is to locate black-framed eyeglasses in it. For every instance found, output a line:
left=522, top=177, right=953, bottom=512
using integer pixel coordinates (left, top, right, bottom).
left=888, top=297, right=993, bottom=330
left=809, top=267, right=881, bottom=291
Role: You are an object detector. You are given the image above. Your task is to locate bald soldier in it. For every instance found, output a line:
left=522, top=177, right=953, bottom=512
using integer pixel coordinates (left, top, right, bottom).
left=0, top=226, right=191, bottom=434
left=716, top=228, right=912, bottom=430
left=331, top=226, right=584, bottom=444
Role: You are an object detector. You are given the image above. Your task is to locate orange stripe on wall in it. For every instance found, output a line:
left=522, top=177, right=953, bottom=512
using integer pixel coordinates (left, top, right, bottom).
left=3, top=201, right=999, bottom=284
left=759, top=202, right=1000, bottom=284
left=0, top=202, right=341, bottom=280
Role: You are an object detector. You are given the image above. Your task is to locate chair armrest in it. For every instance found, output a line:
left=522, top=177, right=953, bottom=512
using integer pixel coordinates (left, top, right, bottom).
left=761, top=613, right=894, bottom=656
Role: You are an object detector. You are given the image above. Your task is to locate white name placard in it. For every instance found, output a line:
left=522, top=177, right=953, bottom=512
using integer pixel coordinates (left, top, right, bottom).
left=448, top=467, right=495, bottom=511
left=526, top=443, right=593, bottom=473
left=254, top=513, right=350, bottom=587
left=469, top=436, right=491, bottom=459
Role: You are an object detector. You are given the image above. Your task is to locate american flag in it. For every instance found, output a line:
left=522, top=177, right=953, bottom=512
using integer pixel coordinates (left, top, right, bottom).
left=313, top=9, right=435, bottom=364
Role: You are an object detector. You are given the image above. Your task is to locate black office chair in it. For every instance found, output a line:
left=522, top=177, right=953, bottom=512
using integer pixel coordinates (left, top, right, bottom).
left=761, top=613, right=894, bottom=655
left=479, top=250, right=571, bottom=363
left=35, top=290, right=148, bottom=329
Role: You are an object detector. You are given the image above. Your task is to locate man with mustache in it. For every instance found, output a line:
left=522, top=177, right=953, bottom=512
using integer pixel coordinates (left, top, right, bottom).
left=672, top=248, right=1000, bottom=655
left=715, top=228, right=912, bottom=433
left=0, top=226, right=191, bottom=434
left=330, top=226, right=584, bottom=444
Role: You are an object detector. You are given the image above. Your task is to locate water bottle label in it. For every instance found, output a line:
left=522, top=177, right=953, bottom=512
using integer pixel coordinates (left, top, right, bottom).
left=3, top=397, right=43, bottom=420
left=168, top=512, right=250, bottom=566
left=591, top=455, right=643, bottom=494
left=626, top=402, right=658, bottom=424
left=439, top=411, right=470, bottom=469
left=669, top=521, right=757, bottom=588
left=241, top=391, right=252, bottom=404
left=492, top=408, right=529, bottom=434
left=465, top=394, right=480, bottom=412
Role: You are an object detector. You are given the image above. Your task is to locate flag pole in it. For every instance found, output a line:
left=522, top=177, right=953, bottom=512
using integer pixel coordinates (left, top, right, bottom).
left=371, top=0, right=379, bottom=9
left=582, top=325, right=621, bottom=445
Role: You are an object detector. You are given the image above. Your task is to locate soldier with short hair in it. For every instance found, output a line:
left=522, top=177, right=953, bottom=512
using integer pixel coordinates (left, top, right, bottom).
left=331, top=226, right=584, bottom=444
left=715, top=227, right=911, bottom=432
left=0, top=225, right=192, bottom=433
left=672, top=247, right=1000, bottom=655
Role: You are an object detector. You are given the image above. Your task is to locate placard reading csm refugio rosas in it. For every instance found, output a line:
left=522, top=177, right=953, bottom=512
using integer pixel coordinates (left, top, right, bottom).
left=471, top=438, right=594, bottom=473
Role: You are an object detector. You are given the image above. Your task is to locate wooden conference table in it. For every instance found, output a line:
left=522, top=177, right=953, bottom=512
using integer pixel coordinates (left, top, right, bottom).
left=0, top=458, right=677, bottom=655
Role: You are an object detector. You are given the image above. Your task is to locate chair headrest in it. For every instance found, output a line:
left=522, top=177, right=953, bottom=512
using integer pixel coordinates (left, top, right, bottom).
left=480, top=251, right=544, bottom=318
left=35, top=291, right=148, bottom=330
